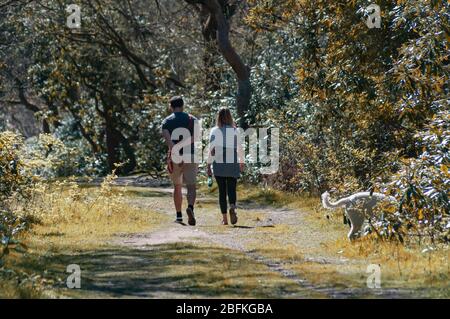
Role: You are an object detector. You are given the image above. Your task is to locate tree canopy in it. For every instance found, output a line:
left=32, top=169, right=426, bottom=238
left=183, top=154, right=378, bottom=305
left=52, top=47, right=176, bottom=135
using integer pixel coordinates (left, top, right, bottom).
left=1, top=0, right=449, bottom=241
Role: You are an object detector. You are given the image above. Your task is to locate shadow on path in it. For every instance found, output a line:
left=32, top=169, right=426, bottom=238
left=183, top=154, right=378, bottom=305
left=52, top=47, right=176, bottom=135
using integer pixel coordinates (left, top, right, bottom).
left=22, top=243, right=308, bottom=298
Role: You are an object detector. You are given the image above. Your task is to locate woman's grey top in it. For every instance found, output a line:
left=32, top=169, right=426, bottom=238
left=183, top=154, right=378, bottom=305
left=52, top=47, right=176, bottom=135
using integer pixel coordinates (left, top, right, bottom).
left=209, top=125, right=241, bottom=178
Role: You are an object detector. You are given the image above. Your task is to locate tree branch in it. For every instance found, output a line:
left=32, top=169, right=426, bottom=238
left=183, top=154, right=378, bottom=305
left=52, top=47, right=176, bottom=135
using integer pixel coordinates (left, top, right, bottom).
left=186, top=0, right=251, bottom=126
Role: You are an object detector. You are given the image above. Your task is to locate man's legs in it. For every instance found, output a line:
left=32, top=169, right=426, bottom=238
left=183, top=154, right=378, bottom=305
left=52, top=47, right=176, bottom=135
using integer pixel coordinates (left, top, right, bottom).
left=183, top=163, right=198, bottom=226
left=186, top=184, right=196, bottom=207
left=173, top=184, right=183, bottom=212
left=171, top=164, right=183, bottom=222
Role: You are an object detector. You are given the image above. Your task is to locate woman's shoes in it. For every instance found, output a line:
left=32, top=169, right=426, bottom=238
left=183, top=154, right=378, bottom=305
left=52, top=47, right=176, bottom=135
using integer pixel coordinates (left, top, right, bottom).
left=229, top=205, right=238, bottom=225
left=221, top=207, right=237, bottom=225
left=222, top=214, right=228, bottom=225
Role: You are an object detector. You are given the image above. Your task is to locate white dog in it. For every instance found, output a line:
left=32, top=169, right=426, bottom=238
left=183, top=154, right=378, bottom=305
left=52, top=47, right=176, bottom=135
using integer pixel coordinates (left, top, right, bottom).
left=321, top=191, right=397, bottom=240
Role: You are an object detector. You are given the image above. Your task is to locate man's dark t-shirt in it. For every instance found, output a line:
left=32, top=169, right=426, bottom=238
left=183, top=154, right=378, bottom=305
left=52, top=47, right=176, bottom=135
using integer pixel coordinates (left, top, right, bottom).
left=161, top=111, right=197, bottom=155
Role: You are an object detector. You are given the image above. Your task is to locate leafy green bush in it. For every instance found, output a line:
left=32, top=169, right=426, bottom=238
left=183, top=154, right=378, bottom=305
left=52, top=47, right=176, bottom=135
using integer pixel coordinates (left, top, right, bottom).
left=382, top=111, right=450, bottom=243
left=0, top=132, right=34, bottom=263
left=247, top=0, right=449, bottom=242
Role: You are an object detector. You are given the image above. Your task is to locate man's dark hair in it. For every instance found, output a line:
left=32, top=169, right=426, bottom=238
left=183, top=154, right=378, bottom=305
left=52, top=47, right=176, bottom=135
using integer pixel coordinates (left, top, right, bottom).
left=169, top=96, right=184, bottom=109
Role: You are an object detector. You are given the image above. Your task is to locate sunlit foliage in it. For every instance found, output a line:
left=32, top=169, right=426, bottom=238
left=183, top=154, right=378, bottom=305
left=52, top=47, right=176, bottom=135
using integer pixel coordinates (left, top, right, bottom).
left=247, top=0, right=449, bottom=241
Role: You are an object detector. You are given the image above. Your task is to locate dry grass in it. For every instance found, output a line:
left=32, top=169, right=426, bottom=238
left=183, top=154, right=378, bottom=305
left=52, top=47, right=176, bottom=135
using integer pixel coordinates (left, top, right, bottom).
left=27, top=193, right=166, bottom=250
left=1, top=177, right=167, bottom=298
left=327, top=237, right=450, bottom=291
left=23, top=181, right=168, bottom=251
left=140, top=242, right=320, bottom=298
left=2, top=180, right=448, bottom=298
left=229, top=185, right=450, bottom=297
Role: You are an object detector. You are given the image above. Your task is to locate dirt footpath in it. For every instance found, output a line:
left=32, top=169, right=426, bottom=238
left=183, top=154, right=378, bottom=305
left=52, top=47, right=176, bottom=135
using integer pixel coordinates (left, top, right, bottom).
left=108, top=186, right=411, bottom=298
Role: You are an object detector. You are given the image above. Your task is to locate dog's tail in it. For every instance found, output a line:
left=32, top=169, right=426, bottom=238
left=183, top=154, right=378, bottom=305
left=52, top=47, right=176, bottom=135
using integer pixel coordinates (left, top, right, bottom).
left=321, top=191, right=397, bottom=210
left=321, top=191, right=347, bottom=209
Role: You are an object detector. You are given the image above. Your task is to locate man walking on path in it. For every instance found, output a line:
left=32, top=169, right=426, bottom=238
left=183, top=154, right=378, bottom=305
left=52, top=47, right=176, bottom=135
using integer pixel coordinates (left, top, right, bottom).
left=161, top=96, right=199, bottom=225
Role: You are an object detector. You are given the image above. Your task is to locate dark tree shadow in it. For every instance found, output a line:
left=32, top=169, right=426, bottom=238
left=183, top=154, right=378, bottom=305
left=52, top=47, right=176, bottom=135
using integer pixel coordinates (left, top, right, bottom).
left=18, top=243, right=303, bottom=298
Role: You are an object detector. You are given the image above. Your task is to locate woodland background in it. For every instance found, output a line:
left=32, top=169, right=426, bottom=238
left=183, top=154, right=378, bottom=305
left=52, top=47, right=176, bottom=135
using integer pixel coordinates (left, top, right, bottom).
left=0, top=0, right=449, bottom=279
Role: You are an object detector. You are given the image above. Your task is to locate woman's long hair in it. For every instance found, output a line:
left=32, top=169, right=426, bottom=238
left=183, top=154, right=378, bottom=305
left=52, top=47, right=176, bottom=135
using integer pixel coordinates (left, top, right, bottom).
left=216, top=107, right=235, bottom=128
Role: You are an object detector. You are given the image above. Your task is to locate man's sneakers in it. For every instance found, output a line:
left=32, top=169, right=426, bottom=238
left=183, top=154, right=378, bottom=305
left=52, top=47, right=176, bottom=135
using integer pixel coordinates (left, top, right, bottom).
left=175, top=207, right=196, bottom=226
left=175, top=212, right=183, bottom=224
left=186, top=205, right=196, bottom=226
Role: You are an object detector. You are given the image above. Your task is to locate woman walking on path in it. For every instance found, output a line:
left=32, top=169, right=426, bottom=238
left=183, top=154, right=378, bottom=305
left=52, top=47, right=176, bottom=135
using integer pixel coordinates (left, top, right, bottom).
left=207, top=108, right=245, bottom=225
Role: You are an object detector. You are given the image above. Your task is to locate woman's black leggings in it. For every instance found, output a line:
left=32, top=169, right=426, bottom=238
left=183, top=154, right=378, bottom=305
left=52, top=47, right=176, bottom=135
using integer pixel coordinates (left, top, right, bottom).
left=214, top=176, right=237, bottom=214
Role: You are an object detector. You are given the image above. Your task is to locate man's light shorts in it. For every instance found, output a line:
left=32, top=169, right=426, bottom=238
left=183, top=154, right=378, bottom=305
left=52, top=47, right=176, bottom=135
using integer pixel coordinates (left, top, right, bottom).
left=170, top=163, right=198, bottom=186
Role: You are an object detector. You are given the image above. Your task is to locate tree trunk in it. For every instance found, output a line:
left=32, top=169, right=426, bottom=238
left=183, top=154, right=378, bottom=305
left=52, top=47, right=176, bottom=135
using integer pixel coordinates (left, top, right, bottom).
left=200, top=5, right=221, bottom=95
left=100, top=92, right=137, bottom=174
left=206, top=0, right=250, bottom=128
left=14, top=76, right=51, bottom=133
left=189, top=0, right=251, bottom=128
left=115, top=127, right=137, bottom=174
left=105, top=123, right=121, bottom=173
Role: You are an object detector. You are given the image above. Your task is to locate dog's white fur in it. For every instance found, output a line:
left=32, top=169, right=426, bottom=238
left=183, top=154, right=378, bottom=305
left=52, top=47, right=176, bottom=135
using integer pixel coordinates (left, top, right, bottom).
left=321, top=191, right=397, bottom=240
